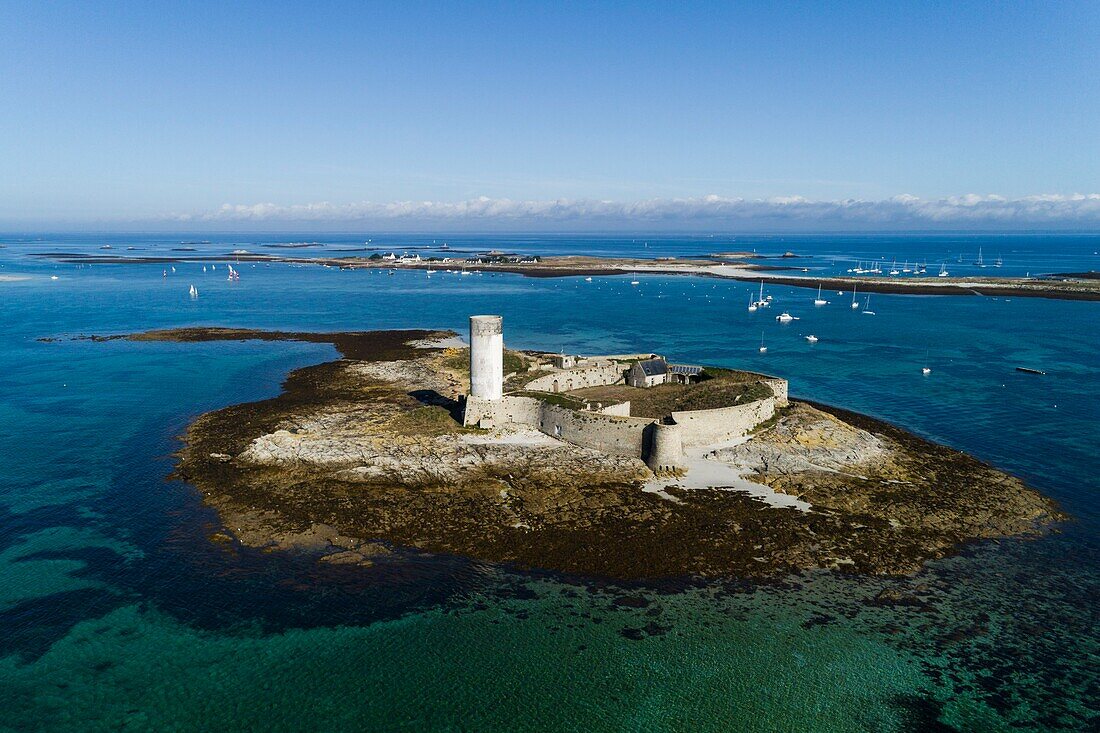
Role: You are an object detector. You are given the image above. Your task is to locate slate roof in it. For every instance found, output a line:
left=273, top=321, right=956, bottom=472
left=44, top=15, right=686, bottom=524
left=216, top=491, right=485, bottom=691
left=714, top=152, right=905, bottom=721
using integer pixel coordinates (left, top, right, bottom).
left=634, top=358, right=669, bottom=377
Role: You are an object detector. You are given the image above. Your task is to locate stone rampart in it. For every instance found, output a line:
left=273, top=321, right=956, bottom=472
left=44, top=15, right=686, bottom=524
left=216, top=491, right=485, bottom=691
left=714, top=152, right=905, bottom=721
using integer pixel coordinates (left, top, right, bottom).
left=524, top=364, right=625, bottom=393
left=671, top=397, right=776, bottom=448
left=537, top=403, right=651, bottom=458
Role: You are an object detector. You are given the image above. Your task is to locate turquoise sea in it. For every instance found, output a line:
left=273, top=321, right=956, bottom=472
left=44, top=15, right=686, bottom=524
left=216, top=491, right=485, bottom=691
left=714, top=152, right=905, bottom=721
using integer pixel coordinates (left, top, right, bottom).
left=0, top=233, right=1097, bottom=731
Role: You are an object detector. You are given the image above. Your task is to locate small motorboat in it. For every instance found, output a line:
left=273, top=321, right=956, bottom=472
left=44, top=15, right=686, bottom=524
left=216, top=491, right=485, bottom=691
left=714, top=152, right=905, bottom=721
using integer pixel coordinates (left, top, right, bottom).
left=805, top=335, right=819, bottom=343
left=776, top=312, right=799, bottom=322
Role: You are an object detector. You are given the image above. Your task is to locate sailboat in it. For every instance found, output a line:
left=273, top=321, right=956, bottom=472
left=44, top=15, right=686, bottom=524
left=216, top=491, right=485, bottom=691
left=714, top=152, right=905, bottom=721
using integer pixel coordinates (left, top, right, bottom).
left=630, top=272, right=640, bottom=285
left=922, top=349, right=931, bottom=374
left=889, top=259, right=900, bottom=276
left=902, top=261, right=911, bottom=273
left=851, top=285, right=860, bottom=309
left=758, top=331, right=767, bottom=353
left=753, top=280, right=769, bottom=308
left=814, top=284, right=828, bottom=306
left=938, top=262, right=949, bottom=278
left=862, top=294, right=876, bottom=315
left=994, top=254, right=1003, bottom=268
left=976, top=248, right=985, bottom=267
left=747, top=297, right=758, bottom=312
left=189, top=284, right=198, bottom=298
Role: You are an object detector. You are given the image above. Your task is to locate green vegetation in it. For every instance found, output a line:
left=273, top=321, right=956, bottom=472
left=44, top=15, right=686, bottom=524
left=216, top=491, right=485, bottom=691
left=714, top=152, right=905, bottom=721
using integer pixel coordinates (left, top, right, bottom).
left=699, top=366, right=761, bottom=382
left=503, top=351, right=527, bottom=375
left=569, top=379, right=774, bottom=418
left=442, top=348, right=528, bottom=379
left=388, top=406, right=473, bottom=436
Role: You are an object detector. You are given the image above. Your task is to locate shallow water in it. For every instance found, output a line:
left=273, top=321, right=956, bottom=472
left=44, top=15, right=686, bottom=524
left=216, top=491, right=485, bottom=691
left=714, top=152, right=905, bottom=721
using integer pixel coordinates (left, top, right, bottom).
left=1, top=234, right=1097, bottom=731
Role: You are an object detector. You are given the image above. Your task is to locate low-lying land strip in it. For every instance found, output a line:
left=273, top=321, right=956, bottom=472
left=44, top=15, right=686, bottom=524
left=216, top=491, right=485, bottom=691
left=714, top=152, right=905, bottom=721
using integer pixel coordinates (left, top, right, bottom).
left=29, top=249, right=1100, bottom=300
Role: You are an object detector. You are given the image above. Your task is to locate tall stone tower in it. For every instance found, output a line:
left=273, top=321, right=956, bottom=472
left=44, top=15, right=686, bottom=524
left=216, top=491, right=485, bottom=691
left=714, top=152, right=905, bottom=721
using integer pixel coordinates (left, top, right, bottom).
left=469, top=315, right=503, bottom=401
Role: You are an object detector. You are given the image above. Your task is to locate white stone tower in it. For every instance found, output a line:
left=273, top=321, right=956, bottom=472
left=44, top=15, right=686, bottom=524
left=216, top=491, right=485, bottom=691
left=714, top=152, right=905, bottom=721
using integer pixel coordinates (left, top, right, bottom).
left=469, top=315, right=503, bottom=400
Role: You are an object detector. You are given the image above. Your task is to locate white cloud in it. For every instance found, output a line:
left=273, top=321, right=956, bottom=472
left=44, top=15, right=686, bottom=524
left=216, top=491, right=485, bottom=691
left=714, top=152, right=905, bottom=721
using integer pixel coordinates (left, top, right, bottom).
left=170, top=193, right=1100, bottom=228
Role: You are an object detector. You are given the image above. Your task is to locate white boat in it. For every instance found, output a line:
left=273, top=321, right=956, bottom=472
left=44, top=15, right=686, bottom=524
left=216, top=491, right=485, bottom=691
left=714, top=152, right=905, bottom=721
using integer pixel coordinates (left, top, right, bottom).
left=902, top=261, right=911, bottom=273
left=630, top=272, right=639, bottom=285
left=747, top=297, right=758, bottom=312
left=814, top=284, right=828, bottom=306
left=776, top=312, right=798, bottom=322
left=994, top=254, right=1003, bottom=268
left=889, top=259, right=900, bottom=276
left=922, top=367, right=932, bottom=375
left=751, top=280, right=769, bottom=308
left=976, top=248, right=985, bottom=267
left=758, top=331, right=767, bottom=353
left=938, top=262, right=949, bottom=278
left=805, top=335, right=819, bottom=343
left=50, top=275, right=59, bottom=280
left=862, top=294, right=876, bottom=315
left=189, top=284, right=198, bottom=298
left=850, top=285, right=860, bottom=309
left=584, top=277, right=593, bottom=282
left=202, top=265, right=207, bottom=273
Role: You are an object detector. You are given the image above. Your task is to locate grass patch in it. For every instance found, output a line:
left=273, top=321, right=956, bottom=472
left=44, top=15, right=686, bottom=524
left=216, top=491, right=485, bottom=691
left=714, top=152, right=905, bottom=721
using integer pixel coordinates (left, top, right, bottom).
left=442, top=348, right=528, bottom=378
left=388, top=405, right=469, bottom=436
left=568, top=380, right=774, bottom=418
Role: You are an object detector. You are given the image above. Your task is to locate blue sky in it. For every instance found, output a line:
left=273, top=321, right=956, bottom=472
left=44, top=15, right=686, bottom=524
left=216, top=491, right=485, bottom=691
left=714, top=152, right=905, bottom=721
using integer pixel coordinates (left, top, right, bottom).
left=1, top=1, right=1098, bottom=230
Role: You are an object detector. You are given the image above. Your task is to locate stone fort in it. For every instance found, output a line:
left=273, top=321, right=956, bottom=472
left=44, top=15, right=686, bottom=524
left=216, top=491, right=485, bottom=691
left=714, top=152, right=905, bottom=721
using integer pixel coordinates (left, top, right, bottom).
left=462, top=315, right=788, bottom=475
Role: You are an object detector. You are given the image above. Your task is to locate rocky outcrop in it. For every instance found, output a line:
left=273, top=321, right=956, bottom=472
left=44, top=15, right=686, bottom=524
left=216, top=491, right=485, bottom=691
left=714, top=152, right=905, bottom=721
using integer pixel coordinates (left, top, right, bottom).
left=156, top=328, right=1063, bottom=580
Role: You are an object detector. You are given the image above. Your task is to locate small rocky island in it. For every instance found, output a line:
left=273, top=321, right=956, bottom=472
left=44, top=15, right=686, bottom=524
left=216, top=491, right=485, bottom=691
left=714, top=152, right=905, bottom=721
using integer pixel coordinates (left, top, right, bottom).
left=115, top=320, right=1061, bottom=580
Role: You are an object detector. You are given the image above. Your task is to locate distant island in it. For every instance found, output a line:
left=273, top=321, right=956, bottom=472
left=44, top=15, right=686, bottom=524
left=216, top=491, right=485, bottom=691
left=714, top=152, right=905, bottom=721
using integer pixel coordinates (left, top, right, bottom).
left=32, top=249, right=1100, bottom=301
left=71, top=318, right=1063, bottom=581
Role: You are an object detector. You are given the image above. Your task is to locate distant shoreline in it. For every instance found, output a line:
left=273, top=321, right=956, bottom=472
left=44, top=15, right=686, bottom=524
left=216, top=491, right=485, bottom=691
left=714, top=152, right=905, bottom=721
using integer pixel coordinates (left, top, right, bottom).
left=28, top=250, right=1100, bottom=301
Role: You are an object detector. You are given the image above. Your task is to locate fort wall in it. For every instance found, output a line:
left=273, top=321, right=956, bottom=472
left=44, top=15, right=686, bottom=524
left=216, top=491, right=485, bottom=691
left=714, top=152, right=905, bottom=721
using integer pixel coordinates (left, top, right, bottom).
left=537, top=404, right=651, bottom=458
left=671, top=398, right=776, bottom=448
left=523, top=364, right=625, bottom=393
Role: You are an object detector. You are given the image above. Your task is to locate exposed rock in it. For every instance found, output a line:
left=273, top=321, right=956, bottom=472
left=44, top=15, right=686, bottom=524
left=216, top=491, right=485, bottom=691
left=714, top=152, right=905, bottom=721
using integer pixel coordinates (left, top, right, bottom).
left=150, top=327, right=1064, bottom=581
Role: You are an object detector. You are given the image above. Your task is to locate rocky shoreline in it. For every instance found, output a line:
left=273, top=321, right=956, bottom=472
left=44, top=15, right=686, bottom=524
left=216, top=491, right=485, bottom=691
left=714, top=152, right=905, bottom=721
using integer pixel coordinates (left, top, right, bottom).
left=81, top=327, right=1064, bottom=581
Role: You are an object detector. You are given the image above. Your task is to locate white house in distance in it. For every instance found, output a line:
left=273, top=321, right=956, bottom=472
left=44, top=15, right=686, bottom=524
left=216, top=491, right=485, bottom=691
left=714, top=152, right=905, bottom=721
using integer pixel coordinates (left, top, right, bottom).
left=626, top=357, right=704, bottom=388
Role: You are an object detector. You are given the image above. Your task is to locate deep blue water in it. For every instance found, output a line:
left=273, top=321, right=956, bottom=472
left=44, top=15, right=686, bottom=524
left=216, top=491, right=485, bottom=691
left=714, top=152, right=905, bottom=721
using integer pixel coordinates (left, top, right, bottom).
left=0, top=233, right=1097, bottom=731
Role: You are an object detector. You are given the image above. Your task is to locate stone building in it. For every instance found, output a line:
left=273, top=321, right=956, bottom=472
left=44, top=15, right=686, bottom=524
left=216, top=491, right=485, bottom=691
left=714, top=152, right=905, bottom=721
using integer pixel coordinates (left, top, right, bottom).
left=626, top=358, right=704, bottom=388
